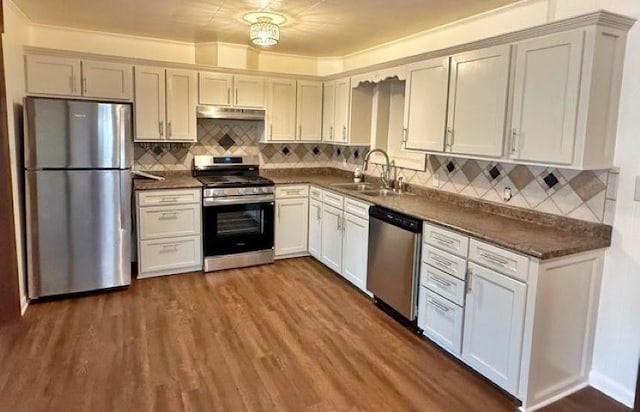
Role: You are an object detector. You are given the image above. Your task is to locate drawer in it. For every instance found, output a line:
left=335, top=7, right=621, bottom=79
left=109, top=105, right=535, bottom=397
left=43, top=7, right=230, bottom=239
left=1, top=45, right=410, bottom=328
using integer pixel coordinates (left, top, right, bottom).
left=275, top=185, right=309, bottom=199
left=421, top=264, right=466, bottom=306
left=423, top=245, right=467, bottom=281
left=138, top=189, right=200, bottom=207
left=309, top=186, right=323, bottom=200
left=344, top=197, right=370, bottom=220
left=139, top=236, right=202, bottom=276
left=138, top=204, right=201, bottom=240
left=424, top=222, right=469, bottom=258
left=418, top=286, right=463, bottom=356
left=322, top=190, right=344, bottom=209
left=469, top=239, right=529, bottom=282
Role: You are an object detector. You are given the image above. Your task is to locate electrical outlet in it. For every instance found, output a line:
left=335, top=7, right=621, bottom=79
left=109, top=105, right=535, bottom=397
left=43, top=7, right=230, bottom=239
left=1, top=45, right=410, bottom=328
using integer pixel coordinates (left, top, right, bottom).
left=635, top=176, right=640, bottom=201
left=432, top=172, right=440, bottom=187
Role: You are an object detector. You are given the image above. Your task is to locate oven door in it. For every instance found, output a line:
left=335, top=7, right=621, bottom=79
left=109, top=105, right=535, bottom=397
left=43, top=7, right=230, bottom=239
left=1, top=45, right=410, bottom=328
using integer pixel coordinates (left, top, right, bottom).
left=203, top=196, right=275, bottom=257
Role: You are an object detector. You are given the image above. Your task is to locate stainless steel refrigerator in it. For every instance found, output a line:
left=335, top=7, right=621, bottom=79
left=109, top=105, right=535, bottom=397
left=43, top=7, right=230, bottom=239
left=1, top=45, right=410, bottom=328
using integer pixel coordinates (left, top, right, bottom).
left=24, top=97, right=132, bottom=299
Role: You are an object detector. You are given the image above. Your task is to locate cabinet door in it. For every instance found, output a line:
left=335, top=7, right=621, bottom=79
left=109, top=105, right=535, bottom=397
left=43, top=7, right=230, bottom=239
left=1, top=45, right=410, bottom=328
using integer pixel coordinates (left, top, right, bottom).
left=134, top=66, right=166, bottom=141
left=308, top=198, right=323, bottom=260
left=462, top=263, right=526, bottom=395
left=342, top=213, right=369, bottom=292
left=275, top=197, right=309, bottom=256
left=267, top=78, right=297, bottom=141
left=404, top=58, right=450, bottom=151
left=334, top=78, right=351, bottom=143
left=297, top=80, right=323, bottom=142
left=198, top=72, right=233, bottom=106
left=235, top=75, right=265, bottom=109
left=25, top=55, right=81, bottom=96
left=447, top=45, right=511, bottom=157
left=322, top=81, right=336, bottom=141
left=321, top=204, right=343, bottom=273
left=82, top=60, right=133, bottom=100
left=510, top=31, right=584, bottom=165
left=166, top=69, right=198, bottom=142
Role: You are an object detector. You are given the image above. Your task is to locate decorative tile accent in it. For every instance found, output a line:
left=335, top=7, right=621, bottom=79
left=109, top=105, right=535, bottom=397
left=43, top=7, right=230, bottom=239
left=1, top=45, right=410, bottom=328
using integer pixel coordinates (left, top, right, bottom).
left=543, top=172, right=560, bottom=189
left=446, top=161, right=456, bottom=173
left=218, top=134, right=235, bottom=151
left=488, top=166, right=501, bottom=180
left=282, top=146, right=290, bottom=156
left=312, top=147, right=320, bottom=156
left=569, top=171, right=606, bottom=202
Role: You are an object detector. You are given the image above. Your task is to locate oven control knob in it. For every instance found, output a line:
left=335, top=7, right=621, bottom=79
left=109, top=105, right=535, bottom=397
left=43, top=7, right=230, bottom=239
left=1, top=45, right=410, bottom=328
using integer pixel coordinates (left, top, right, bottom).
left=262, top=187, right=270, bottom=194
left=253, top=187, right=261, bottom=194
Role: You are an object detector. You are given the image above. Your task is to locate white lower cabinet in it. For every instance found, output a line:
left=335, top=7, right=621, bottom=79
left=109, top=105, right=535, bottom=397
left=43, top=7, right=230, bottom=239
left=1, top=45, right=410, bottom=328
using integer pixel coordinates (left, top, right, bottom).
left=275, top=186, right=309, bottom=257
left=136, top=188, right=202, bottom=278
left=308, top=199, right=322, bottom=260
left=321, top=203, right=343, bottom=273
left=418, top=286, right=464, bottom=356
left=462, top=262, right=527, bottom=395
left=341, top=212, right=369, bottom=291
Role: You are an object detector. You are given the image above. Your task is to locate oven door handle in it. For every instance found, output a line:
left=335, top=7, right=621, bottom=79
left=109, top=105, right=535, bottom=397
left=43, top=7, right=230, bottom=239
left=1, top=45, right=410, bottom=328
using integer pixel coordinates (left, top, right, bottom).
left=203, top=195, right=275, bottom=207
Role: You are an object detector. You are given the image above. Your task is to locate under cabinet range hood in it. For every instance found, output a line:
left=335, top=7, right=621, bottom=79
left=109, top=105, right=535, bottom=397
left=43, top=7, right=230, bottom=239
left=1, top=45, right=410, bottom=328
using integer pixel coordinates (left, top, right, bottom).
left=197, top=106, right=265, bottom=121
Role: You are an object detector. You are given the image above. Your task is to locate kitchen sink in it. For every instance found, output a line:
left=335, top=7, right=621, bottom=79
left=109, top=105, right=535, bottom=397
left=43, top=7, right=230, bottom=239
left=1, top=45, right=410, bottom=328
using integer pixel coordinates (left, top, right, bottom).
left=329, top=182, right=376, bottom=192
left=360, top=188, right=415, bottom=197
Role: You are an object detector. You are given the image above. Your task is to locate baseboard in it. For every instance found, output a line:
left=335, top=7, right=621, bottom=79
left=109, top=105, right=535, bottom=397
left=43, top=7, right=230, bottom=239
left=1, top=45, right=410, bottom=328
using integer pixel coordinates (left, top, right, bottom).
left=521, top=381, right=588, bottom=412
left=20, top=296, right=29, bottom=315
left=590, top=369, right=635, bottom=408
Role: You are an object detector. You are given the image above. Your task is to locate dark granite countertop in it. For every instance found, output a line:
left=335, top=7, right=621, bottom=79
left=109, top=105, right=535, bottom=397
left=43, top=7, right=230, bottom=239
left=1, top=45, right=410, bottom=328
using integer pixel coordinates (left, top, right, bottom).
left=133, top=171, right=202, bottom=191
left=261, top=168, right=612, bottom=260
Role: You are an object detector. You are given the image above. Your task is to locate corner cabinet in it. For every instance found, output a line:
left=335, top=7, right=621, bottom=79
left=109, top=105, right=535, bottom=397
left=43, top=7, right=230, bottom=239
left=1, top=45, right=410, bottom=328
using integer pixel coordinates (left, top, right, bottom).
left=134, top=66, right=197, bottom=142
left=275, top=185, right=309, bottom=257
left=322, top=81, right=336, bottom=141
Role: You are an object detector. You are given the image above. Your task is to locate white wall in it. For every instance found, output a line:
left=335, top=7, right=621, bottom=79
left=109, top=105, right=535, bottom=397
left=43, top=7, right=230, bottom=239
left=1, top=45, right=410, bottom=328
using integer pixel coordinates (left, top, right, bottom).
left=2, top=0, right=31, bottom=312
left=589, top=0, right=640, bottom=407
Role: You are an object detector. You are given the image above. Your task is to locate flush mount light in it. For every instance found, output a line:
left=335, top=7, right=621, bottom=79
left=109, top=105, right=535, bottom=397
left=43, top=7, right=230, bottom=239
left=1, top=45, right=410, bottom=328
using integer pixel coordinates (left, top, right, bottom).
left=243, top=12, right=286, bottom=47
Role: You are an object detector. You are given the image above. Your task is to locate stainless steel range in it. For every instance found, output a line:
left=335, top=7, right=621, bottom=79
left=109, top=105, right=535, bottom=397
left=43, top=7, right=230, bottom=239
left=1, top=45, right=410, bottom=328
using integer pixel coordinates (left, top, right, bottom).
left=193, top=155, right=275, bottom=272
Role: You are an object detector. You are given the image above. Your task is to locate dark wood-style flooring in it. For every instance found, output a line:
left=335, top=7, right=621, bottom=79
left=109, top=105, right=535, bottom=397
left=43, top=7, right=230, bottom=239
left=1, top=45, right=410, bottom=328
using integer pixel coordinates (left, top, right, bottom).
left=0, top=258, right=630, bottom=411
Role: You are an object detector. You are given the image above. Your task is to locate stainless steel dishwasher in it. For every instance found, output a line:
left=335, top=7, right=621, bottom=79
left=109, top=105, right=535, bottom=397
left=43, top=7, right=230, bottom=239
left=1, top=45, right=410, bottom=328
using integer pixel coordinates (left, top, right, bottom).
left=367, top=206, right=422, bottom=321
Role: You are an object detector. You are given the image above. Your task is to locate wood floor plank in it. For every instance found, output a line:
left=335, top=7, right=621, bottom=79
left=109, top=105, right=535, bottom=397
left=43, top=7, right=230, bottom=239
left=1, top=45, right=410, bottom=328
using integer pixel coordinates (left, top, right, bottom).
left=0, top=257, right=629, bottom=412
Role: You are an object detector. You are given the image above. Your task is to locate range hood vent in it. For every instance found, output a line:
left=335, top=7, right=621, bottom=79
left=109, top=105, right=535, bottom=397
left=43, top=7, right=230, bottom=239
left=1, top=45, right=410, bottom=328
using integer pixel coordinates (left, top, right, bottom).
left=197, top=106, right=265, bottom=121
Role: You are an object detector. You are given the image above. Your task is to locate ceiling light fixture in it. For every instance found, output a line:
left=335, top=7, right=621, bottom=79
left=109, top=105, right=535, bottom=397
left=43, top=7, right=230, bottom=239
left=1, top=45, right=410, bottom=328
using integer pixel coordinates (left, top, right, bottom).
left=243, top=12, right=286, bottom=47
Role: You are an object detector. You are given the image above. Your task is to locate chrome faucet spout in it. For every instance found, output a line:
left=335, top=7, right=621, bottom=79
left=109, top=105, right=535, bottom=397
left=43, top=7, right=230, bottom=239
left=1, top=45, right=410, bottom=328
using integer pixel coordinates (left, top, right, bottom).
left=363, top=149, right=393, bottom=189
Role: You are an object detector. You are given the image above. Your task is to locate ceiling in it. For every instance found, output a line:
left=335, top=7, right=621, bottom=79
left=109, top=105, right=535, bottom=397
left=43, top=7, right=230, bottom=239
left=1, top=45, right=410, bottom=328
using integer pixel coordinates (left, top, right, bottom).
left=14, top=0, right=523, bottom=56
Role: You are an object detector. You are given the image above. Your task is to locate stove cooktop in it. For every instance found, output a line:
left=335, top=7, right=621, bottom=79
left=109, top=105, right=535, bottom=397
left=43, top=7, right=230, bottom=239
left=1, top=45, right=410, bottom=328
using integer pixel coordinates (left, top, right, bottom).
left=196, top=175, right=274, bottom=188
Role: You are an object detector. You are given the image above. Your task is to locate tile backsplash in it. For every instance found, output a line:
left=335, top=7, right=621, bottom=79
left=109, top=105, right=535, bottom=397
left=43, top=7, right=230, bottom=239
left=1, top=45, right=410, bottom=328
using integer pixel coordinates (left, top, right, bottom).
left=134, top=119, right=616, bottom=224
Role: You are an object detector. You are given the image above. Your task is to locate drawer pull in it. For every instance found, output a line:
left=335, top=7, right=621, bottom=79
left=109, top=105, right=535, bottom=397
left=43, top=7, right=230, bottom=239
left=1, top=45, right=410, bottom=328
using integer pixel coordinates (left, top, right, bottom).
left=430, top=299, right=451, bottom=313
left=158, top=197, right=179, bottom=203
left=431, top=275, right=452, bottom=288
left=433, top=234, right=455, bottom=246
left=479, top=252, right=509, bottom=266
left=159, top=212, right=178, bottom=219
left=431, top=254, right=453, bottom=268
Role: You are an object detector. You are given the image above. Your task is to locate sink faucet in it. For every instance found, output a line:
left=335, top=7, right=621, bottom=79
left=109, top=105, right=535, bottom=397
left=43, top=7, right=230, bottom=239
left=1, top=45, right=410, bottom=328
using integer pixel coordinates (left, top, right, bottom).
left=363, top=149, right=394, bottom=189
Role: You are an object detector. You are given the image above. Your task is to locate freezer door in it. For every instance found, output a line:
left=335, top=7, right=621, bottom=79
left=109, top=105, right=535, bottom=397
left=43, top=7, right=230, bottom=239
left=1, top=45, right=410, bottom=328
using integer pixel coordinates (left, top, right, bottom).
left=24, top=97, right=132, bottom=169
left=25, top=170, right=131, bottom=298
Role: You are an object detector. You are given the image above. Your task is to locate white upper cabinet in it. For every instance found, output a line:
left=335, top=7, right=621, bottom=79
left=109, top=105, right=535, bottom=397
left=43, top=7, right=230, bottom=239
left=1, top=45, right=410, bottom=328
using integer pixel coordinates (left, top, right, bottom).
left=462, top=263, right=527, bottom=395
left=297, top=80, right=323, bottom=142
left=446, top=45, right=511, bottom=157
left=322, top=81, right=336, bottom=142
left=166, top=69, right=198, bottom=142
left=134, top=66, right=166, bottom=141
left=334, top=78, right=351, bottom=143
left=267, top=78, right=297, bottom=141
left=81, top=60, right=133, bottom=100
left=403, top=58, right=450, bottom=151
left=26, top=55, right=82, bottom=96
left=234, top=75, right=265, bottom=109
left=198, top=72, right=233, bottom=106
left=509, top=30, right=584, bottom=166
left=26, top=55, right=133, bottom=100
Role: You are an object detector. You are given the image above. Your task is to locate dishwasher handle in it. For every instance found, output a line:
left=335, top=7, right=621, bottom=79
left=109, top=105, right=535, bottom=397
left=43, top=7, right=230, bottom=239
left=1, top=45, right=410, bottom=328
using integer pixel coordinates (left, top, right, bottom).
left=369, top=206, right=422, bottom=233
